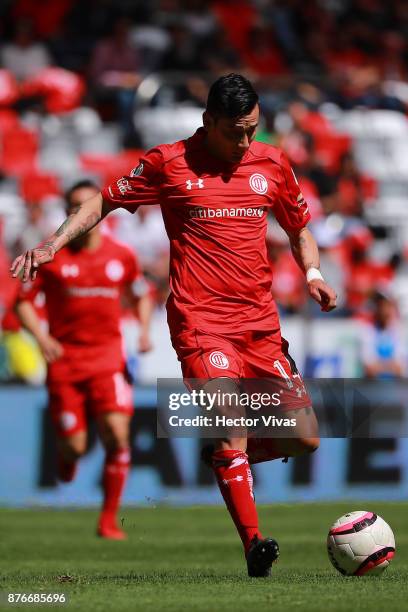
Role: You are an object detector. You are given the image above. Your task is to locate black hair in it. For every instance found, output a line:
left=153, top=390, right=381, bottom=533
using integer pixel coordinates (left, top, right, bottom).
left=206, top=73, right=258, bottom=119
left=65, top=179, right=99, bottom=206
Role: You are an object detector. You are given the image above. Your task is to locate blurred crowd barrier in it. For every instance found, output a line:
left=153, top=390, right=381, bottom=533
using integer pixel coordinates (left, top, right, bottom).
left=1, top=315, right=408, bottom=385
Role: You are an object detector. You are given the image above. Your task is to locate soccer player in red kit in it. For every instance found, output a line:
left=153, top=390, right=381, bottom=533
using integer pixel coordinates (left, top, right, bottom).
left=12, top=75, right=336, bottom=574
left=14, top=180, right=153, bottom=540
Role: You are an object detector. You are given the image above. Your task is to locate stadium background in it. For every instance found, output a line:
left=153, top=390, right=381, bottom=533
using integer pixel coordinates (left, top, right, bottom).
left=0, top=0, right=408, bottom=507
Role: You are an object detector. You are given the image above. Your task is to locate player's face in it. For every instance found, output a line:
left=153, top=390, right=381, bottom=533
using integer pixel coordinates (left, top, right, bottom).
left=204, top=104, right=259, bottom=164
left=66, top=186, right=99, bottom=216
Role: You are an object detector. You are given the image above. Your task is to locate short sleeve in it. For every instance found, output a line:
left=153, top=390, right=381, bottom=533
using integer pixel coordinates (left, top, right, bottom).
left=17, top=274, right=44, bottom=302
left=273, top=151, right=311, bottom=233
left=101, top=147, right=164, bottom=213
left=121, top=247, right=149, bottom=297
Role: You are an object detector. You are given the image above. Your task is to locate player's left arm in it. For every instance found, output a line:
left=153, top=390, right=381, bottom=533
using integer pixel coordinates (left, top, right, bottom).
left=123, top=273, right=154, bottom=353
left=135, top=291, right=154, bottom=353
left=287, top=226, right=337, bottom=312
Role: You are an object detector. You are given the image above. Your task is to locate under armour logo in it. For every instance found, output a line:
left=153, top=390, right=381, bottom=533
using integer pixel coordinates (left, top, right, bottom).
left=186, top=178, right=204, bottom=190
left=61, top=264, right=79, bottom=278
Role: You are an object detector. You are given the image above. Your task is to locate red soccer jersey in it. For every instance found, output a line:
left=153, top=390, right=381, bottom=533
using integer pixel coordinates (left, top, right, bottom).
left=18, top=234, right=143, bottom=381
left=102, top=129, right=310, bottom=335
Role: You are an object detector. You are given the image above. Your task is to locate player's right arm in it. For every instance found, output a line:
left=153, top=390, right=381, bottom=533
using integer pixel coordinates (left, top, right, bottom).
left=11, top=149, right=164, bottom=282
left=10, top=192, right=108, bottom=282
left=14, top=299, right=63, bottom=363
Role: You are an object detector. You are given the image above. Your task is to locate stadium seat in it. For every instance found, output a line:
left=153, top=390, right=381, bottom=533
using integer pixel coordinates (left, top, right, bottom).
left=20, top=171, right=61, bottom=203
left=0, top=128, right=39, bottom=175
left=0, top=70, right=19, bottom=106
left=78, top=124, right=122, bottom=154
left=314, top=133, right=352, bottom=174
left=134, top=107, right=203, bottom=149
left=79, top=150, right=144, bottom=185
left=21, top=67, right=86, bottom=114
left=0, top=109, right=20, bottom=134
left=39, top=141, right=80, bottom=176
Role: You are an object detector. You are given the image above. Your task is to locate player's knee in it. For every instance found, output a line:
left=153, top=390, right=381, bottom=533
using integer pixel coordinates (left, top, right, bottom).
left=100, top=424, right=128, bottom=452
left=61, top=438, right=86, bottom=461
left=297, top=437, right=320, bottom=455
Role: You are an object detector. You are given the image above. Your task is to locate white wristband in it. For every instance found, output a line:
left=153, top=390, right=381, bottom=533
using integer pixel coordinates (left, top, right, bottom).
left=306, top=267, right=324, bottom=283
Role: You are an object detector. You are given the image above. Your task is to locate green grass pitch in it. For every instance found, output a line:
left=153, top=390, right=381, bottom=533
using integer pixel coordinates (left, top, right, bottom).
left=0, top=503, right=407, bottom=612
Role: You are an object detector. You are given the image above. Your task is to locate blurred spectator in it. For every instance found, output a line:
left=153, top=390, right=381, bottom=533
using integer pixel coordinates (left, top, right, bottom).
left=88, top=15, right=141, bottom=146
left=200, top=27, right=242, bottom=75
left=131, top=25, right=171, bottom=74
left=160, top=24, right=200, bottom=72
left=336, top=152, right=377, bottom=217
left=10, top=0, right=74, bottom=39
left=241, top=23, right=288, bottom=77
left=1, top=19, right=52, bottom=81
left=212, top=0, right=256, bottom=55
left=183, top=0, right=218, bottom=40
left=359, top=291, right=406, bottom=378
left=343, top=227, right=395, bottom=315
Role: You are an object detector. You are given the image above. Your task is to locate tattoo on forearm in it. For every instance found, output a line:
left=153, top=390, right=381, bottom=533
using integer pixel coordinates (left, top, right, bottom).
left=42, top=241, right=56, bottom=251
left=55, top=216, right=75, bottom=237
left=54, top=211, right=101, bottom=242
left=290, top=230, right=319, bottom=273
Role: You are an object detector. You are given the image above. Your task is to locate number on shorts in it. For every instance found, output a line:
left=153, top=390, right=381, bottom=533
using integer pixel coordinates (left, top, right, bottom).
left=273, top=359, right=293, bottom=389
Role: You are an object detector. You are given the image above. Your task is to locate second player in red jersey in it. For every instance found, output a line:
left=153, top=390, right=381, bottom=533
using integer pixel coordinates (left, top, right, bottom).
left=15, top=180, right=153, bottom=540
left=12, top=75, right=337, bottom=575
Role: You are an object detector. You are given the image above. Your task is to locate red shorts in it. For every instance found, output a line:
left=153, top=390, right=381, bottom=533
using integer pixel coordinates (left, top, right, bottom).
left=48, top=371, right=134, bottom=437
left=171, top=328, right=311, bottom=411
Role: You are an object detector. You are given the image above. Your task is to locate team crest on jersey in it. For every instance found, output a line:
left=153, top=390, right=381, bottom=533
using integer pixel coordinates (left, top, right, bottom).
left=60, top=411, right=77, bottom=431
left=209, top=351, right=229, bottom=369
left=105, top=259, right=124, bottom=281
left=249, top=173, right=268, bottom=195
left=130, top=163, right=144, bottom=177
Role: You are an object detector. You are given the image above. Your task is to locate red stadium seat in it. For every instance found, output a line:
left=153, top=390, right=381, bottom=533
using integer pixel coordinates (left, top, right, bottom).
left=0, top=127, right=39, bottom=175
left=20, top=171, right=61, bottom=203
left=315, top=133, right=352, bottom=174
left=22, top=67, right=85, bottom=114
left=0, top=70, right=20, bottom=107
left=80, top=150, right=145, bottom=186
left=0, top=109, right=20, bottom=134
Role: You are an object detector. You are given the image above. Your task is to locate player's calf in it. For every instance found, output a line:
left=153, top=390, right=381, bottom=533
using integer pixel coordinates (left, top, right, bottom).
left=56, top=432, right=86, bottom=482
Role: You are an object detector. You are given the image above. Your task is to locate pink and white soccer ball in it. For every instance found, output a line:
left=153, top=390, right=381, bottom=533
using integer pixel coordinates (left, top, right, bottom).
left=327, top=511, right=395, bottom=576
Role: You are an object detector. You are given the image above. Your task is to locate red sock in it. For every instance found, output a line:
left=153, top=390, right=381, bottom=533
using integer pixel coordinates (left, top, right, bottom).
left=100, top=447, right=130, bottom=527
left=57, top=453, right=78, bottom=483
left=212, top=449, right=262, bottom=553
left=246, top=438, right=286, bottom=464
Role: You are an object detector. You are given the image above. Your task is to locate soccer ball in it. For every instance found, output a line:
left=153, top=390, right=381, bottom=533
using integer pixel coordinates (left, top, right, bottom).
left=327, top=511, right=395, bottom=576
